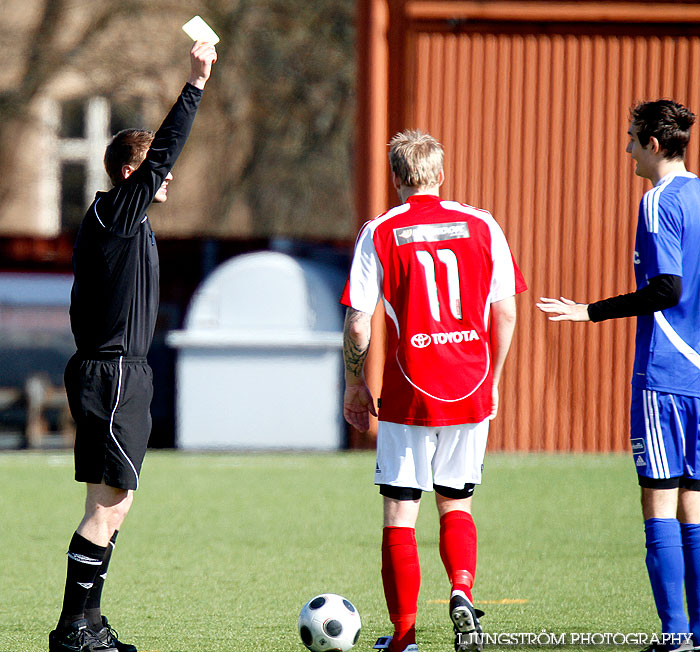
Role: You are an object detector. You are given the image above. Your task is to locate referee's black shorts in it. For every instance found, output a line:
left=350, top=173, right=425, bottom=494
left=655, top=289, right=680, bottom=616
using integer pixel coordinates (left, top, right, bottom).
left=64, top=353, right=153, bottom=491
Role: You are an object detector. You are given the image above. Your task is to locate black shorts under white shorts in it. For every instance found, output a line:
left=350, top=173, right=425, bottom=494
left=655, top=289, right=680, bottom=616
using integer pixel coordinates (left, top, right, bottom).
left=65, top=354, right=153, bottom=491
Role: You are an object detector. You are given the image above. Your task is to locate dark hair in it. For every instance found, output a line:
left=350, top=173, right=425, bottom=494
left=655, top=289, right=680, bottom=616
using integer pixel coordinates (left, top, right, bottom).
left=103, top=129, right=154, bottom=185
left=631, top=99, right=696, bottom=160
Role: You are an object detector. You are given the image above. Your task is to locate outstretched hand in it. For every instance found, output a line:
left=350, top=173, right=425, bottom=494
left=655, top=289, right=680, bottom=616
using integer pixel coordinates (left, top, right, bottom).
left=536, top=297, right=591, bottom=322
left=188, top=41, right=218, bottom=90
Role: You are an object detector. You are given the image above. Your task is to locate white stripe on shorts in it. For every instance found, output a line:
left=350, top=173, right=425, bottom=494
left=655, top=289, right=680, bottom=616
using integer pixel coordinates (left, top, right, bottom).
left=109, top=356, right=140, bottom=490
left=643, top=390, right=670, bottom=479
left=642, top=390, right=659, bottom=477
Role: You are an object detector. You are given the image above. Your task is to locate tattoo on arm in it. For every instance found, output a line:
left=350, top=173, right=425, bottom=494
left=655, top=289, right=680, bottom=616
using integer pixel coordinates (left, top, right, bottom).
left=343, top=308, right=371, bottom=378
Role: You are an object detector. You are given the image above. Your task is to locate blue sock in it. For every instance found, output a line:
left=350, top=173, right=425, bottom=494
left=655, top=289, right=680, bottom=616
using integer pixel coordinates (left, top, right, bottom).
left=645, top=518, right=689, bottom=636
left=681, top=522, right=700, bottom=642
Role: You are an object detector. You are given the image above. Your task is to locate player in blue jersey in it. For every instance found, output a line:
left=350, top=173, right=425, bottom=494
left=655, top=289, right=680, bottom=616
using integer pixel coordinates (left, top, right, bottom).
left=538, top=99, right=700, bottom=652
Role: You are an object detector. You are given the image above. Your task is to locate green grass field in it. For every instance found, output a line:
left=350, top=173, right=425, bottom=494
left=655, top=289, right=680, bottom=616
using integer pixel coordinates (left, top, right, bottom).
left=0, top=451, right=659, bottom=652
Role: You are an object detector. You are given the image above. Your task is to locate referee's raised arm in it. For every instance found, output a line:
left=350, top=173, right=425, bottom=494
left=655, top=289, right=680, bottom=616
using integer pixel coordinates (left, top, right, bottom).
left=97, top=41, right=217, bottom=237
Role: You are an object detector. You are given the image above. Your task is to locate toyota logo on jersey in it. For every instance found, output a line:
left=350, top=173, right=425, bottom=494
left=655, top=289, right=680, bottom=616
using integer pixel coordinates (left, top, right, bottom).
left=411, top=333, right=432, bottom=348
left=410, top=330, right=480, bottom=348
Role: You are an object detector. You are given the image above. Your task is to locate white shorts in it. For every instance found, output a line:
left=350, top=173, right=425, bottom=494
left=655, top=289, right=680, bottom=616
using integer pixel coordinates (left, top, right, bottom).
left=374, top=420, right=490, bottom=492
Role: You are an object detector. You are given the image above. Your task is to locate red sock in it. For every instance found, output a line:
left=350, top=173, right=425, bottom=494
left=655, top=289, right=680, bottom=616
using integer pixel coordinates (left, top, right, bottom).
left=439, top=510, right=477, bottom=600
left=382, top=527, right=420, bottom=651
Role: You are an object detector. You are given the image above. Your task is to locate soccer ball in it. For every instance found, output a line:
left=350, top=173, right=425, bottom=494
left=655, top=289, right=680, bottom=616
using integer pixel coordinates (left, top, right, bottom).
left=298, top=593, right=361, bottom=652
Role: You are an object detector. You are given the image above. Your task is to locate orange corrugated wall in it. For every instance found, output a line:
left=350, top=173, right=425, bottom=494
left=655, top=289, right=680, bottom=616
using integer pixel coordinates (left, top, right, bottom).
left=357, top=1, right=700, bottom=451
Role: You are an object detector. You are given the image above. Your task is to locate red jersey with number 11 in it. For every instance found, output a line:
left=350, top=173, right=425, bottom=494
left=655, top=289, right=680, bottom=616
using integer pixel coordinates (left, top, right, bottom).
left=341, top=194, right=526, bottom=426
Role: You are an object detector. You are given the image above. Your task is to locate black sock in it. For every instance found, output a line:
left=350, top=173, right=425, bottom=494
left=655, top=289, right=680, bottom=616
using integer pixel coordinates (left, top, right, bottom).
left=85, top=530, right=118, bottom=629
left=58, top=532, right=107, bottom=630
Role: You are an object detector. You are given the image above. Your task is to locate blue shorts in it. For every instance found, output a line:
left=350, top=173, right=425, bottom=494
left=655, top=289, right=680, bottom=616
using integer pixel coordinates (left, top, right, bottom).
left=631, top=388, right=700, bottom=481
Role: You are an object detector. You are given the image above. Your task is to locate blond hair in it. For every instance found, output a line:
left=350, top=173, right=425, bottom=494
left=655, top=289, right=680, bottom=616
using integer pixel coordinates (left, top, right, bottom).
left=388, top=130, right=444, bottom=188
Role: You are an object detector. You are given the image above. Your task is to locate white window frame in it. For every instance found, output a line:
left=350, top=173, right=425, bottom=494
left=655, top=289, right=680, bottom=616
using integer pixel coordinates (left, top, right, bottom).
left=39, top=96, right=111, bottom=234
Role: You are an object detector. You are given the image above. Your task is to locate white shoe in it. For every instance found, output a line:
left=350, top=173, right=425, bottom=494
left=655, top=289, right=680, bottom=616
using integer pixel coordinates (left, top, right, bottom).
left=373, top=635, right=419, bottom=651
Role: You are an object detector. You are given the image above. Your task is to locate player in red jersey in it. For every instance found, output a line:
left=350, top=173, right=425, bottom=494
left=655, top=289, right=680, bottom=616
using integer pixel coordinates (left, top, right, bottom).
left=341, top=130, right=526, bottom=652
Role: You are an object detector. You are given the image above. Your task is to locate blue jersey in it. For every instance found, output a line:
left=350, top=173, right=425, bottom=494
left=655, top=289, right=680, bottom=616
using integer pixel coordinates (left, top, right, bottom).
left=633, top=172, right=700, bottom=397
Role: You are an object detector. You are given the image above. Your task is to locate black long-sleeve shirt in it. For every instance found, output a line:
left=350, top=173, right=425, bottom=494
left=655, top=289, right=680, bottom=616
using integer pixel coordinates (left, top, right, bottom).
left=587, top=273, right=682, bottom=322
left=69, top=83, right=203, bottom=357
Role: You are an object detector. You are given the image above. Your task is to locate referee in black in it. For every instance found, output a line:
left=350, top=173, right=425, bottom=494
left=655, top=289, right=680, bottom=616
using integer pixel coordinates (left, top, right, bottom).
left=49, top=41, right=217, bottom=652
